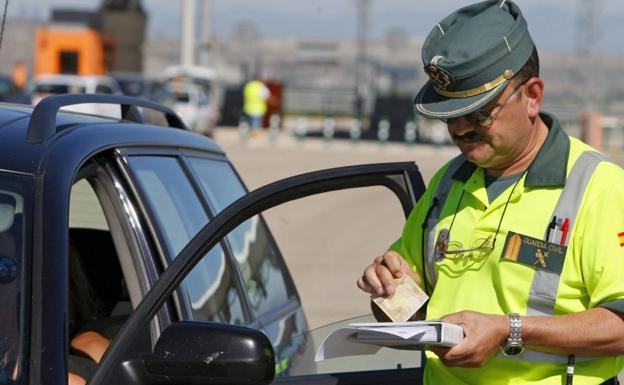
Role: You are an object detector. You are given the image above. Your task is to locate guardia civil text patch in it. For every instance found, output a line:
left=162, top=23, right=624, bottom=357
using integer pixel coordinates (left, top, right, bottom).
left=501, top=232, right=567, bottom=275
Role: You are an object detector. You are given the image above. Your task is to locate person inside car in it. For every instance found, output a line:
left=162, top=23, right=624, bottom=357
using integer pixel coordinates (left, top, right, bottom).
left=68, top=244, right=111, bottom=385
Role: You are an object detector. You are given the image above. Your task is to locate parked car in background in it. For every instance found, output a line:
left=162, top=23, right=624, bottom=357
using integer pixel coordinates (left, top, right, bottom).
left=163, top=65, right=216, bottom=95
left=166, top=81, right=218, bottom=136
left=28, top=74, right=122, bottom=118
left=109, top=71, right=165, bottom=100
left=0, top=93, right=426, bottom=385
left=163, top=64, right=222, bottom=114
left=0, top=75, right=30, bottom=104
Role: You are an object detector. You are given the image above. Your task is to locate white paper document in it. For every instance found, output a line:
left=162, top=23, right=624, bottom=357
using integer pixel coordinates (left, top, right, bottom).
left=315, top=321, right=464, bottom=361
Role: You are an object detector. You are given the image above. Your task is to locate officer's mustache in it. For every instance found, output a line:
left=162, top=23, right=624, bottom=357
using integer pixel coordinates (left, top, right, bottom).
left=452, top=130, right=483, bottom=143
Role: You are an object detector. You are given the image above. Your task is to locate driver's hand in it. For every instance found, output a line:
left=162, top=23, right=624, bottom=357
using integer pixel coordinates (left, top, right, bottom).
left=357, top=250, right=421, bottom=297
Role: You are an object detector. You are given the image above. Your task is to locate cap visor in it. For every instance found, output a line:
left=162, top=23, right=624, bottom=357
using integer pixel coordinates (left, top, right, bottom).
left=414, top=80, right=508, bottom=120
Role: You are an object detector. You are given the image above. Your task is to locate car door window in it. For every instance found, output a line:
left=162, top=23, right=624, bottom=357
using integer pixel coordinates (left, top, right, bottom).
left=187, top=158, right=296, bottom=318
left=95, top=85, right=114, bottom=94
left=125, top=156, right=246, bottom=325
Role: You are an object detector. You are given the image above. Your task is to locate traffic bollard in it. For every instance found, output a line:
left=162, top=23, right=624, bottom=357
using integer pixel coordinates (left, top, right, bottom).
left=322, top=117, right=336, bottom=143
left=238, top=119, right=250, bottom=142
left=377, top=117, right=390, bottom=145
left=404, top=120, right=417, bottom=146
left=269, top=114, right=281, bottom=144
left=295, top=116, right=308, bottom=141
left=350, top=118, right=362, bottom=143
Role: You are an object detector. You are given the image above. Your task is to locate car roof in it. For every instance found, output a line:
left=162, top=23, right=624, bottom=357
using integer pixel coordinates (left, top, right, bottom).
left=0, top=100, right=225, bottom=176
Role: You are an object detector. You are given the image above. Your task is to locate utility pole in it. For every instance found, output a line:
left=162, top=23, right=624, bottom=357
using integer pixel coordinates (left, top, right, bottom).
left=199, top=0, right=213, bottom=67
left=180, top=0, right=196, bottom=68
left=575, top=0, right=603, bottom=148
left=575, top=0, right=601, bottom=107
left=354, top=0, right=371, bottom=120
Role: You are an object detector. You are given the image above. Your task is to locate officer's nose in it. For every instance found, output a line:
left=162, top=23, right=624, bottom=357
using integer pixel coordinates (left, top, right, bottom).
left=447, top=116, right=477, bottom=137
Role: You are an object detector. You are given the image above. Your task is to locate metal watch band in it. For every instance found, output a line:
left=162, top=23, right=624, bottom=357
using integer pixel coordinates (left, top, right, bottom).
left=502, top=312, right=524, bottom=356
left=509, top=312, right=522, bottom=341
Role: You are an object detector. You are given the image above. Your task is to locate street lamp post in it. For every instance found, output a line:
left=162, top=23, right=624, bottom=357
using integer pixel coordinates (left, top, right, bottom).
left=181, top=0, right=196, bottom=67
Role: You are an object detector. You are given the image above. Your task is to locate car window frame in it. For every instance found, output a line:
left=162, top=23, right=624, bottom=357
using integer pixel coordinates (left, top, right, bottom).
left=114, top=147, right=256, bottom=326
left=71, top=158, right=174, bottom=345
left=88, top=161, right=425, bottom=385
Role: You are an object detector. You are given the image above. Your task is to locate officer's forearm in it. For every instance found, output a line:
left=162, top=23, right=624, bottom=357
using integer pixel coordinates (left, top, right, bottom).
left=521, top=307, right=624, bottom=356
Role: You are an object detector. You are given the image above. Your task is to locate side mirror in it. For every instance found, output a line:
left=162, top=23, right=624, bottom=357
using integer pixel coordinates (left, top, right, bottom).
left=119, top=321, right=275, bottom=385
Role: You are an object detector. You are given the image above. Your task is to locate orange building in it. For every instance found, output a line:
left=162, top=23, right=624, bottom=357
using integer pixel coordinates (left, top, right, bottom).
left=35, top=27, right=112, bottom=76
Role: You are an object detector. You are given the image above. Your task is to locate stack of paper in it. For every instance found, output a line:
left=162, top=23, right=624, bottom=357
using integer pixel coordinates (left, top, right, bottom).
left=315, top=321, right=464, bottom=361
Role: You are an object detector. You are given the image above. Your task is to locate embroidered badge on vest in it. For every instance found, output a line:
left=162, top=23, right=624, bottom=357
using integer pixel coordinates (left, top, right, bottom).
left=501, top=232, right=567, bottom=275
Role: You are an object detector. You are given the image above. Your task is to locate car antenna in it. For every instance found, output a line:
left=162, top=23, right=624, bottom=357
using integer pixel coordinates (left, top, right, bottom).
left=0, top=0, right=9, bottom=53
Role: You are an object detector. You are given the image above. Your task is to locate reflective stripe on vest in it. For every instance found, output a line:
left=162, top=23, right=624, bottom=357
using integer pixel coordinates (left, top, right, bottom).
left=424, top=155, right=466, bottom=289
left=527, top=151, right=607, bottom=316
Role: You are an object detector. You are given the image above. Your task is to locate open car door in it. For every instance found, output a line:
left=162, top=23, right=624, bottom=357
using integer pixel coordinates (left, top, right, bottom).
left=88, top=162, right=426, bottom=385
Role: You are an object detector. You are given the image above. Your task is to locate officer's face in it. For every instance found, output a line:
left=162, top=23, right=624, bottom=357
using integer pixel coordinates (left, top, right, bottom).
left=447, top=81, right=532, bottom=170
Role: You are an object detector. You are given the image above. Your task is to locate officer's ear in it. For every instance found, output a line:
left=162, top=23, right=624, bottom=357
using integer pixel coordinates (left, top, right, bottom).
left=522, top=77, right=544, bottom=120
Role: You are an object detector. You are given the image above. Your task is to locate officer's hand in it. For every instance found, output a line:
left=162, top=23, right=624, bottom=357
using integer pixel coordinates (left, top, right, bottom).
left=356, top=251, right=420, bottom=297
left=428, top=310, right=508, bottom=368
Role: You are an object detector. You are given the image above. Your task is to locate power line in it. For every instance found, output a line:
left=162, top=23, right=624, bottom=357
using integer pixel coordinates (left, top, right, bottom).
left=0, top=0, right=9, bottom=54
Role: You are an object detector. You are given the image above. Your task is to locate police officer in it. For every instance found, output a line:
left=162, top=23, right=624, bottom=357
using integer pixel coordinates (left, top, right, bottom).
left=357, top=1, right=624, bottom=384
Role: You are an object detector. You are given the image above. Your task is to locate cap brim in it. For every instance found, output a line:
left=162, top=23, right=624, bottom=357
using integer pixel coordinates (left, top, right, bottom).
left=414, top=80, right=509, bottom=120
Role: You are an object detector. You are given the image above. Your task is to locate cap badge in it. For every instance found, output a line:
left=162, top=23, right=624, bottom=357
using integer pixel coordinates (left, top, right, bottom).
left=424, top=63, right=454, bottom=91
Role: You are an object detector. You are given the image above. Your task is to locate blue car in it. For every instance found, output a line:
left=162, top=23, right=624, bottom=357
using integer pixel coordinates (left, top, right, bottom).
left=0, top=94, right=426, bottom=385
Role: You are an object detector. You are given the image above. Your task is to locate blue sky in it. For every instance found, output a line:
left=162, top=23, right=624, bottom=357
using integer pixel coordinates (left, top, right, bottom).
left=11, top=0, right=624, bottom=52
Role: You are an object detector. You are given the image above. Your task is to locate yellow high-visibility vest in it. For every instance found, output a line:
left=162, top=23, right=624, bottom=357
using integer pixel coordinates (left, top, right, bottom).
left=243, top=80, right=268, bottom=116
left=391, top=113, right=624, bottom=384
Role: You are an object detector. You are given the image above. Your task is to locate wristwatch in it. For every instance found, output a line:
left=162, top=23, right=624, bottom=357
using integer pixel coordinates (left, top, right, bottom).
left=502, top=313, right=525, bottom=356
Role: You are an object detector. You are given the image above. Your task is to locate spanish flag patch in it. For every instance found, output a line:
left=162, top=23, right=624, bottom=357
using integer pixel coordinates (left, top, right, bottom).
left=619, top=232, right=624, bottom=247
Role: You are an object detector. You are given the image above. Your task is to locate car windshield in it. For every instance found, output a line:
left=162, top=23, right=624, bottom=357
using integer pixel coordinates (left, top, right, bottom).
left=171, top=91, right=191, bottom=103
left=273, top=314, right=423, bottom=378
left=33, top=84, right=86, bottom=94
left=0, top=172, right=32, bottom=384
left=117, top=79, right=145, bottom=97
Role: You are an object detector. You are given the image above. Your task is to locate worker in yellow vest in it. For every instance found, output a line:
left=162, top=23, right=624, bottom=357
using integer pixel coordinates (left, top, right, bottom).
left=243, top=76, right=271, bottom=131
left=357, top=1, right=624, bottom=384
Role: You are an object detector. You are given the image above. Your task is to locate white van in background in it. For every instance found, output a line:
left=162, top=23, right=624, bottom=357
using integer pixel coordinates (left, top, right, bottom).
left=166, top=82, right=218, bottom=137
left=29, top=75, right=122, bottom=118
left=163, top=65, right=221, bottom=111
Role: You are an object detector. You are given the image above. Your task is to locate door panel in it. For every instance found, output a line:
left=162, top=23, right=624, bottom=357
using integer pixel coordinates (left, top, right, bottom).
left=89, top=162, right=426, bottom=385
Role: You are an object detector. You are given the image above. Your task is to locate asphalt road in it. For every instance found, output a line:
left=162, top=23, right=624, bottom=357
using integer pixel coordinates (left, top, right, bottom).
left=214, top=128, right=458, bottom=329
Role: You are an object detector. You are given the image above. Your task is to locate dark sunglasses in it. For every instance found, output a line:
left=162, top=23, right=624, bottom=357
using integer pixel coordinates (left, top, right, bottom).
left=442, top=83, right=524, bottom=127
